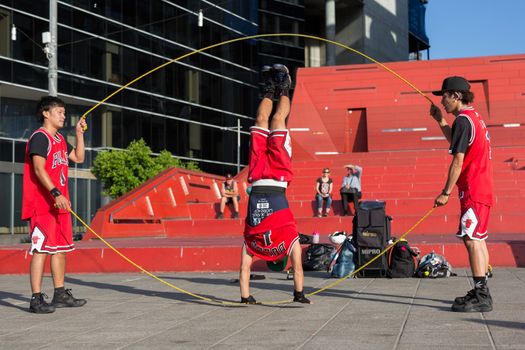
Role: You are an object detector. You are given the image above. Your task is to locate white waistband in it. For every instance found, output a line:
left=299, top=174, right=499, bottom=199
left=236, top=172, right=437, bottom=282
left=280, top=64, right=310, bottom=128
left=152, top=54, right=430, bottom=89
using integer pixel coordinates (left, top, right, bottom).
left=251, top=179, right=288, bottom=188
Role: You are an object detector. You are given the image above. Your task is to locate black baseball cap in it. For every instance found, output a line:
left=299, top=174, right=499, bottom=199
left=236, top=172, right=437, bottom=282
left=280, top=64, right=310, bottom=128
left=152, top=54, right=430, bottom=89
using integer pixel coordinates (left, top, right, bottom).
left=432, top=76, right=471, bottom=96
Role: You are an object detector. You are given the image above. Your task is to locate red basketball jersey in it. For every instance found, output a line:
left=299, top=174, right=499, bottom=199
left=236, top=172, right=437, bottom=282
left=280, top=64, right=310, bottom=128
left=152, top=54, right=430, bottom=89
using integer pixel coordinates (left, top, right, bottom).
left=452, top=107, right=494, bottom=206
left=22, top=128, right=70, bottom=220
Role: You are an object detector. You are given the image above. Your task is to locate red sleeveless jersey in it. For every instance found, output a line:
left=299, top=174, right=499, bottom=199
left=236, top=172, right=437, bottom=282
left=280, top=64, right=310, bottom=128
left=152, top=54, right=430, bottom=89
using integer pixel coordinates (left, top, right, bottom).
left=22, top=128, right=70, bottom=220
left=452, top=107, right=494, bottom=206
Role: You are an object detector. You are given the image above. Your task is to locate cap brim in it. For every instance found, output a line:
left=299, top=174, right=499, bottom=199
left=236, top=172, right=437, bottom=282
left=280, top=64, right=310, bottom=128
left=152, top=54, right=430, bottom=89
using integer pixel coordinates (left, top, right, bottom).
left=432, top=90, right=444, bottom=96
left=266, top=256, right=288, bottom=272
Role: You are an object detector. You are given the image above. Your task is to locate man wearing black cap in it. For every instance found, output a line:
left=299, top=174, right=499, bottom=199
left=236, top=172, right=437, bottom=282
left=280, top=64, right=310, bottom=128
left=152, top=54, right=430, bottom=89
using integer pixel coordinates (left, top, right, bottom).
left=430, top=76, right=494, bottom=312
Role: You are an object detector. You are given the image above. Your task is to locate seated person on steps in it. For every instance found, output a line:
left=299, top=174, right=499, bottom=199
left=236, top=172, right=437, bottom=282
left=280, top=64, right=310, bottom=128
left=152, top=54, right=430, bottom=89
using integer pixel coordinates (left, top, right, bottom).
left=315, top=167, right=333, bottom=217
left=217, top=173, right=239, bottom=219
left=340, top=164, right=362, bottom=216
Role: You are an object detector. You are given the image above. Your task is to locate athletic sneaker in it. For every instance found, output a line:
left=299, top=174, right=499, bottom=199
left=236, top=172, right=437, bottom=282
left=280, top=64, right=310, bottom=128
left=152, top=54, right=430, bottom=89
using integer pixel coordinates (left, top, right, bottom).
left=451, top=288, right=492, bottom=312
left=454, top=287, right=493, bottom=305
left=52, top=289, right=87, bottom=308
left=217, top=213, right=224, bottom=219
left=240, top=295, right=258, bottom=304
left=232, top=212, right=239, bottom=219
left=293, top=290, right=311, bottom=304
left=272, top=63, right=291, bottom=96
left=261, top=65, right=275, bottom=96
left=29, top=293, right=56, bottom=314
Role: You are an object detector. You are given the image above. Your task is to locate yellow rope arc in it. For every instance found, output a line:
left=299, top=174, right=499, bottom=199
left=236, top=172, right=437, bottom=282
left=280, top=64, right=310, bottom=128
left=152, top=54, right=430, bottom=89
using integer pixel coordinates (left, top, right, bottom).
left=75, top=33, right=437, bottom=305
left=81, top=33, right=433, bottom=121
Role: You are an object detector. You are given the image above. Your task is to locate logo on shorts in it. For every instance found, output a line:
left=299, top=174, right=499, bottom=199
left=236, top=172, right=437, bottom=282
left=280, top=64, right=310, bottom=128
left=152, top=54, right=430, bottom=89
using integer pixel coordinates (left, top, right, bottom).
left=465, top=219, right=473, bottom=229
left=32, top=235, right=40, bottom=245
left=251, top=240, right=286, bottom=257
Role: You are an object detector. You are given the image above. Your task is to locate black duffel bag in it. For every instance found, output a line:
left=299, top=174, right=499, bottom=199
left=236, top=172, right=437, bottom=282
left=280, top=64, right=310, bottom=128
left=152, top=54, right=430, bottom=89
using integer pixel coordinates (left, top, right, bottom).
left=302, top=244, right=336, bottom=271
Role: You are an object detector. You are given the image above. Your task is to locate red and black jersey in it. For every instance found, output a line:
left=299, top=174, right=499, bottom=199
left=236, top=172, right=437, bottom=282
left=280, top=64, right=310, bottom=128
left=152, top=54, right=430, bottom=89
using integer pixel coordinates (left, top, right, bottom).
left=449, top=106, right=494, bottom=206
left=22, top=128, right=72, bottom=220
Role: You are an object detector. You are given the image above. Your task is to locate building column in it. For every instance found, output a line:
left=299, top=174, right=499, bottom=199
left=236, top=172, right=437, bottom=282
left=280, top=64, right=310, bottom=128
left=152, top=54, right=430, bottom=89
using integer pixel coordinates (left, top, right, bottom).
left=325, top=0, right=336, bottom=66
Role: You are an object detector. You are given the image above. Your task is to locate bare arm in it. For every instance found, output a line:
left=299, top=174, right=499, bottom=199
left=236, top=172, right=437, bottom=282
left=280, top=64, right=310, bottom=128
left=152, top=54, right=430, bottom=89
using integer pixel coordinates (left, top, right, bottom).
left=434, top=152, right=464, bottom=207
left=32, top=156, right=70, bottom=210
left=429, top=104, right=452, bottom=143
left=68, top=118, right=87, bottom=163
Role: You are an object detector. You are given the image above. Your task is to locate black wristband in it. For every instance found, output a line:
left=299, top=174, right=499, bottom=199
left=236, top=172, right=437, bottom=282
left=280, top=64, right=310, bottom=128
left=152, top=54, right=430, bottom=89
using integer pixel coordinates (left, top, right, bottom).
left=50, top=187, right=62, bottom=198
left=441, top=190, right=450, bottom=196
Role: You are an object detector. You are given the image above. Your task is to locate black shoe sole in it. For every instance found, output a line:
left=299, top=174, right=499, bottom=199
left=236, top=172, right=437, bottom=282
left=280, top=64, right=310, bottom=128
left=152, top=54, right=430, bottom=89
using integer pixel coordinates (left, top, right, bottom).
left=29, top=307, right=56, bottom=314
left=53, top=300, right=87, bottom=308
left=451, top=304, right=492, bottom=312
left=293, top=297, right=311, bottom=304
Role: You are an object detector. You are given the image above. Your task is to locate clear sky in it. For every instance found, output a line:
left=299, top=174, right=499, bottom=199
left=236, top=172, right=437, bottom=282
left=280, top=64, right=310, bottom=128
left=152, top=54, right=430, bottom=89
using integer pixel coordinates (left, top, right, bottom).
left=425, top=0, right=525, bottom=59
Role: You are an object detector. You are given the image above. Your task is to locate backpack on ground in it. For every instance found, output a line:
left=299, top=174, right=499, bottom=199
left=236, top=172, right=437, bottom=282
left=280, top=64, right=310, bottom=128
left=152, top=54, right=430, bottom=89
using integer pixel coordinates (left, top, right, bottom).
left=415, top=252, right=457, bottom=278
left=303, top=244, right=336, bottom=271
left=330, top=238, right=357, bottom=278
left=387, top=238, right=418, bottom=278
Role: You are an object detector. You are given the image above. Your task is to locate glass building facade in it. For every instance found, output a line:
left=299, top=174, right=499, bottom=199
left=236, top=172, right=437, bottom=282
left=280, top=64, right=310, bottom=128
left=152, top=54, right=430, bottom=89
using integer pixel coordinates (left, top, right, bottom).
left=0, top=0, right=304, bottom=234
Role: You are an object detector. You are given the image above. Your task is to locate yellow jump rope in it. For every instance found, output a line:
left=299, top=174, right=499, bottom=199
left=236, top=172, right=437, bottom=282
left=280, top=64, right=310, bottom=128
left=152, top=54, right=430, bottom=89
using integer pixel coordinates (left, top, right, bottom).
left=74, top=33, right=437, bottom=306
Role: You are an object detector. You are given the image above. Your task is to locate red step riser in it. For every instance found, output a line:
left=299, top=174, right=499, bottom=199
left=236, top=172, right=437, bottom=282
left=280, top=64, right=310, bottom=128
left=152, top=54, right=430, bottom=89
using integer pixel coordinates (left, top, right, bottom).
left=2, top=241, right=523, bottom=274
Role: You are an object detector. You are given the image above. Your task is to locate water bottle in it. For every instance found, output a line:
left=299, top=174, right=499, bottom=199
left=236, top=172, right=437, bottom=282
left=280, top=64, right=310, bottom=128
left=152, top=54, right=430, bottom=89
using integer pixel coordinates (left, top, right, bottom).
left=312, top=231, right=320, bottom=244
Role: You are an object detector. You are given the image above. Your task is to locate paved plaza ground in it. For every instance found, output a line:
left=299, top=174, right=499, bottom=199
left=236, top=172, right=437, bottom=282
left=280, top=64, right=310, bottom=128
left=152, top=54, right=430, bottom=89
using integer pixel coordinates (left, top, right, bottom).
left=1, top=268, right=524, bottom=349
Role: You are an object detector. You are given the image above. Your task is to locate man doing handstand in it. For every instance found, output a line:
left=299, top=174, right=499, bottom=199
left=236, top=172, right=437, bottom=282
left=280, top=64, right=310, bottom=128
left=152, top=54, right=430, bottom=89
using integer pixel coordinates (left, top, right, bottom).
left=239, top=64, right=310, bottom=304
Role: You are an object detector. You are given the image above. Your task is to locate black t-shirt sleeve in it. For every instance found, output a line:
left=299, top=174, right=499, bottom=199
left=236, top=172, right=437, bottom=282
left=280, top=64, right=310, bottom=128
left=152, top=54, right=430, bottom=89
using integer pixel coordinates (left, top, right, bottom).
left=67, top=142, right=74, bottom=156
left=28, top=133, right=49, bottom=159
left=450, top=116, right=471, bottom=154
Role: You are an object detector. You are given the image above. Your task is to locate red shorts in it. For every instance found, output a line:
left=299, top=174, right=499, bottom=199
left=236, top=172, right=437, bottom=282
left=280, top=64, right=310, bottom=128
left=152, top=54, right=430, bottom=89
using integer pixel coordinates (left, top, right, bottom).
left=244, top=225, right=299, bottom=262
left=29, top=212, right=75, bottom=255
left=247, top=127, right=293, bottom=183
left=456, top=190, right=491, bottom=241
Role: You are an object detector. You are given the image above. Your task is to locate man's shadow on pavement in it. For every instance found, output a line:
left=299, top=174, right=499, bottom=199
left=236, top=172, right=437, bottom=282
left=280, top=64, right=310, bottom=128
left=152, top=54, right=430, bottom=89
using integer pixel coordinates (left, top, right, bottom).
left=0, top=291, right=30, bottom=312
left=466, top=318, right=525, bottom=331
left=64, top=276, right=302, bottom=308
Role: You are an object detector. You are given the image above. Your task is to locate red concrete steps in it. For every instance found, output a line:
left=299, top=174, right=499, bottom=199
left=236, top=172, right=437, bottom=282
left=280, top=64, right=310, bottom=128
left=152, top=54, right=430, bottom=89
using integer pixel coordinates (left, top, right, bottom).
left=2, top=235, right=524, bottom=274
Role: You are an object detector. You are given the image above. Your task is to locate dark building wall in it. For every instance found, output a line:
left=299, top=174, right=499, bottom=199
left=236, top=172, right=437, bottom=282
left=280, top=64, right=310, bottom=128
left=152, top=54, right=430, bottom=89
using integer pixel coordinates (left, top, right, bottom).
left=0, top=0, right=304, bottom=233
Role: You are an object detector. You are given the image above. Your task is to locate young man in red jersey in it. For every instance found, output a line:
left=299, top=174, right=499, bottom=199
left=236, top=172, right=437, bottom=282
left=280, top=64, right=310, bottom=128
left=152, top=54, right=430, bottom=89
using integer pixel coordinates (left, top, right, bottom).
left=430, top=76, right=494, bottom=312
left=239, top=64, right=310, bottom=304
left=22, top=96, right=88, bottom=313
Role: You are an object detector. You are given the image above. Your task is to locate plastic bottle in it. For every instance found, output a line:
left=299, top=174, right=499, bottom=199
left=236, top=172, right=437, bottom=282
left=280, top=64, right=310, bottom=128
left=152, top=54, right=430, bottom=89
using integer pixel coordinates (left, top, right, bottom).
left=312, top=231, right=320, bottom=244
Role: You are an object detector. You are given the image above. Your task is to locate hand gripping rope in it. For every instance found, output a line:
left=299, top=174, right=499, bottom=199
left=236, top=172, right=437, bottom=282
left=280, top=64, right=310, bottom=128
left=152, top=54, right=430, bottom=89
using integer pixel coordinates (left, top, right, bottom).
left=76, top=33, right=437, bottom=305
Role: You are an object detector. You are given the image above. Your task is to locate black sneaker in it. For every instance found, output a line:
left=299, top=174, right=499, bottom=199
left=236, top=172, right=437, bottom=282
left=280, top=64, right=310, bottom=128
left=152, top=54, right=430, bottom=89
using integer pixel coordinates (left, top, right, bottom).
left=52, top=289, right=87, bottom=308
left=451, top=288, right=492, bottom=312
left=293, top=291, right=311, bottom=304
left=454, top=288, right=493, bottom=305
left=29, top=293, right=56, bottom=314
left=240, top=295, right=258, bottom=304
left=217, top=213, right=224, bottom=219
left=272, top=63, right=291, bottom=95
left=261, top=65, right=275, bottom=96
left=232, top=212, right=239, bottom=219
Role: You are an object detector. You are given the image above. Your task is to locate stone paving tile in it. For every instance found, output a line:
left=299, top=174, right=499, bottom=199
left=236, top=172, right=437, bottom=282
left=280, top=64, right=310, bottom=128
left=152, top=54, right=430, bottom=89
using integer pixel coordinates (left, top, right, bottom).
left=0, top=268, right=524, bottom=349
